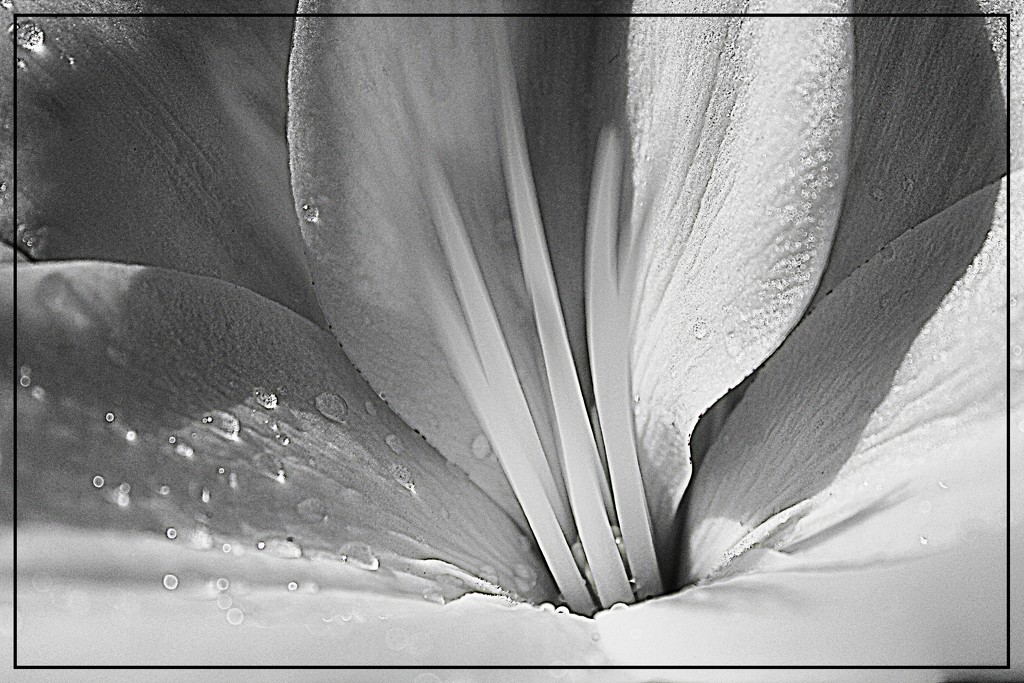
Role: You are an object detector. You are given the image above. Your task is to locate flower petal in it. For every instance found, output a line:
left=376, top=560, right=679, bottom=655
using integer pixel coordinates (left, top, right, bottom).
left=13, top=5, right=325, bottom=326
left=684, top=175, right=1007, bottom=582
left=287, top=6, right=619, bottom=523
left=14, top=260, right=555, bottom=605
left=9, top=531, right=604, bottom=667
left=810, top=5, right=1007, bottom=305
left=623, top=4, right=852, bottom=557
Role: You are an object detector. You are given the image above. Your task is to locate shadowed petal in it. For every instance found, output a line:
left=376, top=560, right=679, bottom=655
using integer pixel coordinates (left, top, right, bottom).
left=287, top=3, right=624, bottom=524
left=810, top=3, right=1007, bottom=306
left=13, top=260, right=555, bottom=607
left=684, top=176, right=1006, bottom=582
left=13, top=2, right=326, bottom=326
left=622, top=3, right=852, bottom=562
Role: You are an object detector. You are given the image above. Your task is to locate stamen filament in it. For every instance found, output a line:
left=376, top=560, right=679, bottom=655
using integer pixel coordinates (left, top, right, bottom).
left=420, top=261, right=596, bottom=614
left=585, top=128, right=664, bottom=600
left=495, top=30, right=633, bottom=608
left=423, top=158, right=575, bottom=538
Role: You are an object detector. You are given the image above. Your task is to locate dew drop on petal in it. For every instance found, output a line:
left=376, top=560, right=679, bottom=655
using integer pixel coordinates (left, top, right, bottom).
left=15, top=21, right=44, bottom=50
left=390, top=463, right=415, bottom=493
left=162, top=574, right=178, bottom=590
left=300, top=203, right=320, bottom=223
left=253, top=387, right=278, bottom=410
left=204, top=411, right=240, bottom=439
left=297, top=497, right=328, bottom=523
left=385, top=434, right=404, bottom=454
left=339, top=541, right=379, bottom=571
left=471, top=433, right=491, bottom=459
left=226, top=607, right=244, bottom=625
left=91, top=475, right=104, bottom=488
left=165, top=527, right=177, bottom=540
left=314, top=391, right=352, bottom=426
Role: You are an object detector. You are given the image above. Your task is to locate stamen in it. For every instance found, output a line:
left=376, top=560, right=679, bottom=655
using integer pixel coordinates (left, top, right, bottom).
left=494, top=29, right=633, bottom=608
left=585, top=128, right=664, bottom=600
left=423, top=158, right=575, bottom=539
left=421, top=267, right=596, bottom=614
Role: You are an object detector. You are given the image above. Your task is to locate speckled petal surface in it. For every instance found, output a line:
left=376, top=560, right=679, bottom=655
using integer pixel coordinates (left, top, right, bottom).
left=622, top=1, right=852, bottom=557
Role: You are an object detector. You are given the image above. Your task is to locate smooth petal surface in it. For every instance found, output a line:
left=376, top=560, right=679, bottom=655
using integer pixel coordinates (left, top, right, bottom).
left=685, top=176, right=1007, bottom=581
left=810, top=3, right=1007, bottom=304
left=287, top=4, right=623, bottom=524
left=14, top=261, right=555, bottom=607
left=623, top=3, right=852, bottom=560
left=14, top=3, right=325, bottom=326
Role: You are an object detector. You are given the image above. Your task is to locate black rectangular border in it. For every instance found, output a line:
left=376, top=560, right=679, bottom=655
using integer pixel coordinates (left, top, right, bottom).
left=8, top=3, right=1015, bottom=671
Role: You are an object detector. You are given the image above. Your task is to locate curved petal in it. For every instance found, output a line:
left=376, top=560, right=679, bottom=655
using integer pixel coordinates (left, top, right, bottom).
left=623, top=3, right=852, bottom=559
left=14, top=3, right=326, bottom=326
left=684, top=175, right=1006, bottom=582
left=810, top=4, right=1007, bottom=305
left=9, top=530, right=605, bottom=668
left=14, top=260, right=555, bottom=605
left=287, top=5, right=624, bottom=524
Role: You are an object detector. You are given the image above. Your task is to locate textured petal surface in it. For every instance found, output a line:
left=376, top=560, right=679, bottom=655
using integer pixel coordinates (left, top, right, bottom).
left=810, top=3, right=1007, bottom=305
left=14, top=3, right=325, bottom=325
left=622, top=2, right=852, bottom=559
left=13, top=261, right=555, bottom=607
left=685, top=176, right=1007, bottom=582
left=287, top=4, right=624, bottom=523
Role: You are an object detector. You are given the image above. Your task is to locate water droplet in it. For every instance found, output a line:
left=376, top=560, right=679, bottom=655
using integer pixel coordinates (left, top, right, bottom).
left=15, top=21, right=44, bottom=50
left=256, top=540, right=266, bottom=550
left=226, top=607, right=244, bottom=625
left=115, top=483, right=131, bottom=508
left=222, top=543, right=232, bottom=553
left=725, top=330, right=742, bottom=358
left=174, top=442, right=194, bottom=459
left=217, top=466, right=226, bottom=475
left=92, top=475, right=104, bottom=488
left=297, top=497, right=328, bottom=523
left=216, top=577, right=229, bottom=591
left=692, top=318, right=709, bottom=340
left=19, top=375, right=30, bottom=388
left=554, top=605, right=570, bottom=615
left=125, top=430, right=136, bottom=442
left=204, top=411, right=240, bottom=439
left=471, top=433, right=491, bottom=459
left=287, top=581, right=298, bottom=591
left=266, top=538, right=302, bottom=559
left=609, top=602, right=628, bottom=612
left=253, top=387, right=278, bottom=410
left=385, top=434, right=404, bottom=454
left=168, top=435, right=177, bottom=444
left=216, top=594, right=232, bottom=610
left=158, top=485, right=170, bottom=496
left=309, top=389, right=350, bottom=424
left=938, top=480, right=949, bottom=489
left=165, top=527, right=177, bottom=540
left=919, top=536, right=929, bottom=545
left=364, top=401, right=377, bottom=416
left=301, top=203, right=320, bottom=223
left=162, top=574, right=178, bottom=590
left=390, top=462, right=415, bottom=493
left=339, top=541, right=379, bottom=571
left=104, top=412, right=115, bottom=423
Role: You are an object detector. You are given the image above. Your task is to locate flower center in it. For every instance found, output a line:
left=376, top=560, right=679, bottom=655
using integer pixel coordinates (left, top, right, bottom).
left=420, top=31, right=660, bottom=616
